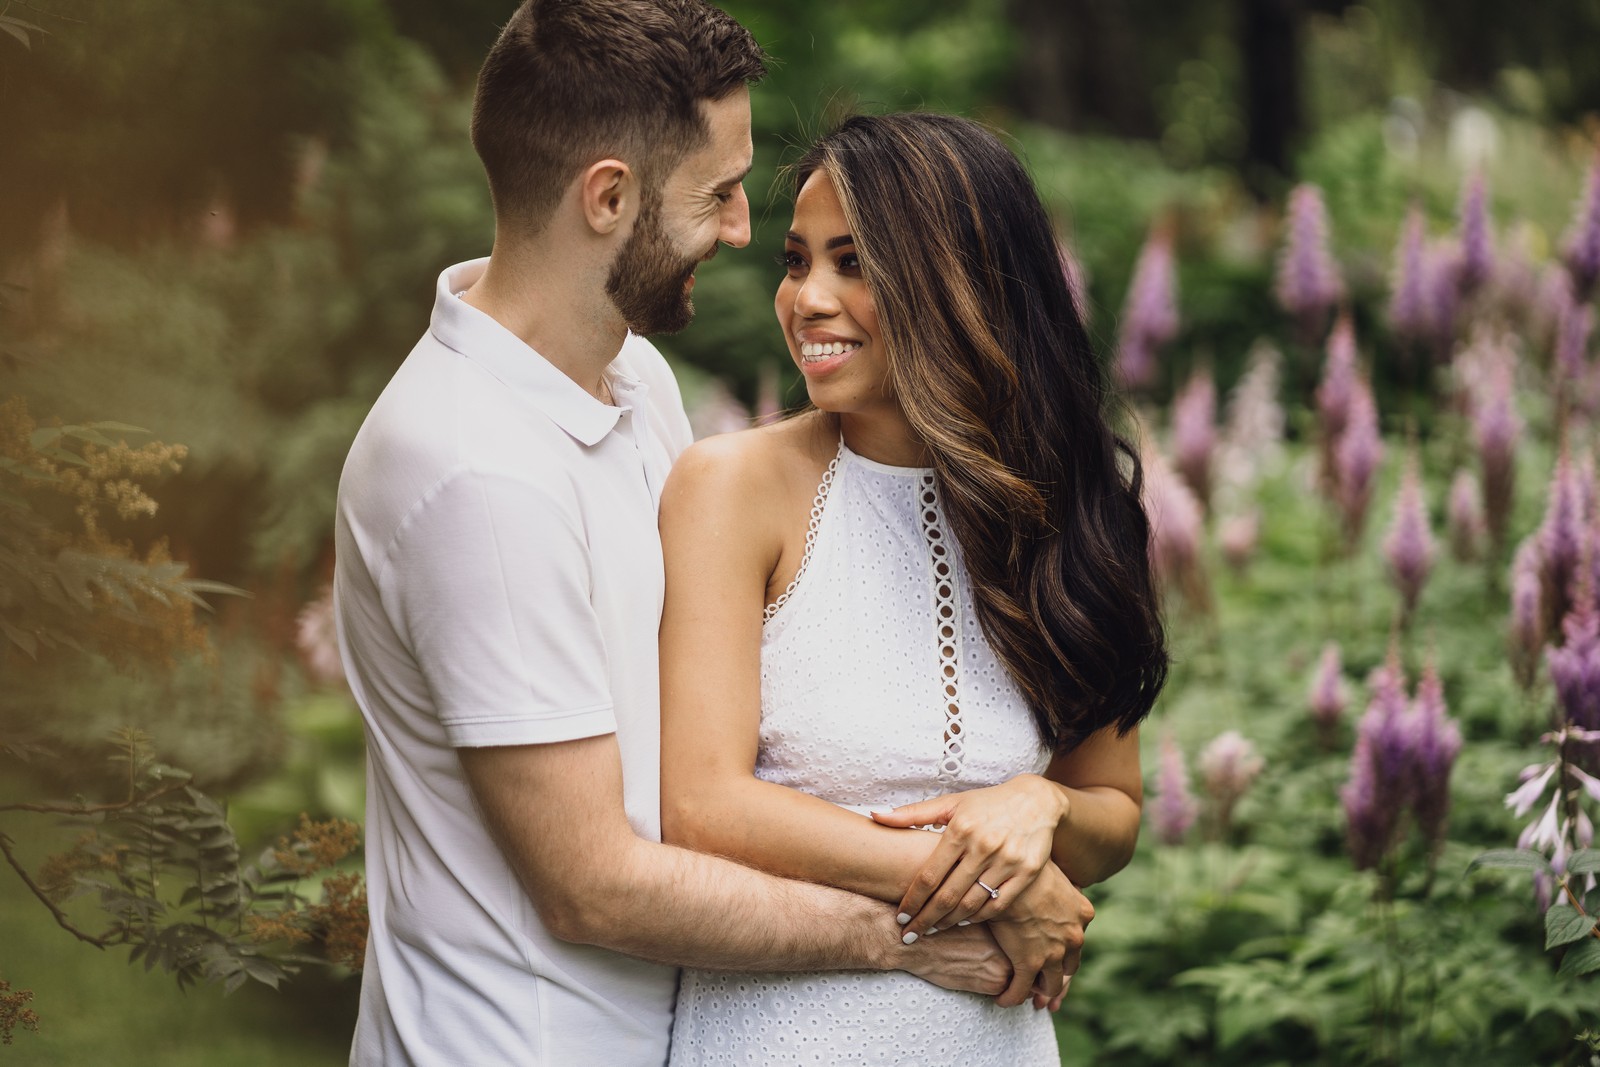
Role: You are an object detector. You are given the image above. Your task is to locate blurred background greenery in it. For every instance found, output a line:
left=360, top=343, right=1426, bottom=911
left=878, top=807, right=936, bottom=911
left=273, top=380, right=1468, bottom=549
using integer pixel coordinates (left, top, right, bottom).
left=4, top=0, right=1600, bottom=1062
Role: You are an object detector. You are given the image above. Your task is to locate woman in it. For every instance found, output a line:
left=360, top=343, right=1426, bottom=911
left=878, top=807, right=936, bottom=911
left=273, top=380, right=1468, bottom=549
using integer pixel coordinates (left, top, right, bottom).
left=659, top=113, right=1168, bottom=1064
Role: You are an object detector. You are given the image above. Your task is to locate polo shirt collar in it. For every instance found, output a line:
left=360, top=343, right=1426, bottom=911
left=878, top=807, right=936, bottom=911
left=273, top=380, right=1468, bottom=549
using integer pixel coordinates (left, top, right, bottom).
left=427, top=259, right=644, bottom=447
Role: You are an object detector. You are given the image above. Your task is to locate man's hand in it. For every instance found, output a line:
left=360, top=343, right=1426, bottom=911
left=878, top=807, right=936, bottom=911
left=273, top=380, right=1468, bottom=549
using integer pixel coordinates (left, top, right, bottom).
left=893, top=923, right=1011, bottom=997
left=986, top=865, right=1092, bottom=1007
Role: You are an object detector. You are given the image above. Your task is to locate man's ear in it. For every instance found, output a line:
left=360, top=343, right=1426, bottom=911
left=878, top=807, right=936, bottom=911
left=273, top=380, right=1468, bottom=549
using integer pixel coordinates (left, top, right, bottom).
left=578, top=158, right=636, bottom=236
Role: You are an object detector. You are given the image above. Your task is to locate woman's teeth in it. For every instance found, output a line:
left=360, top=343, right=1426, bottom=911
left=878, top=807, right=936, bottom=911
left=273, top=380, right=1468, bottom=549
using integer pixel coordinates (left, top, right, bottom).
left=800, top=341, right=861, bottom=362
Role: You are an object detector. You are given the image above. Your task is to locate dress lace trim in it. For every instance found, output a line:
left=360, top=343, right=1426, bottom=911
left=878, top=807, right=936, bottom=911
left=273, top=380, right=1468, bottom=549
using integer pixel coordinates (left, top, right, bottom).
left=920, top=473, right=967, bottom=786
left=761, top=441, right=843, bottom=623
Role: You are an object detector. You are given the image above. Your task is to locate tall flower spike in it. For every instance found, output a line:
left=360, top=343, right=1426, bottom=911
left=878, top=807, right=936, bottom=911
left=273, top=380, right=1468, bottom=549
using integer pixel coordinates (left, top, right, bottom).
left=1495, top=220, right=1540, bottom=328
left=1150, top=735, right=1199, bottom=846
left=1335, top=376, right=1385, bottom=547
left=1117, top=224, right=1179, bottom=390
left=1554, top=300, right=1595, bottom=407
left=1309, top=641, right=1347, bottom=748
left=1539, top=450, right=1587, bottom=633
left=1317, top=312, right=1359, bottom=441
left=1425, top=238, right=1464, bottom=356
left=1456, top=170, right=1494, bottom=295
left=1447, top=468, right=1485, bottom=562
left=1510, top=536, right=1546, bottom=690
left=1342, top=660, right=1412, bottom=870
left=1215, top=341, right=1285, bottom=500
left=1389, top=205, right=1430, bottom=346
left=1141, top=439, right=1209, bottom=610
left=1275, top=183, right=1343, bottom=338
left=1563, top=148, right=1600, bottom=302
left=1197, top=730, right=1264, bottom=839
left=295, top=586, right=345, bottom=688
left=1171, top=367, right=1217, bottom=511
left=1406, top=660, right=1462, bottom=854
left=1548, top=597, right=1600, bottom=775
left=1471, top=340, right=1522, bottom=551
left=1384, top=450, right=1436, bottom=621
left=1219, top=509, right=1260, bottom=573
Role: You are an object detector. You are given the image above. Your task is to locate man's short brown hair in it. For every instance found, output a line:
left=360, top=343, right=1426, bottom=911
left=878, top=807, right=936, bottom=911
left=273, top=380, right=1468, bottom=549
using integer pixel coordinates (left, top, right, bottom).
left=471, top=0, right=766, bottom=233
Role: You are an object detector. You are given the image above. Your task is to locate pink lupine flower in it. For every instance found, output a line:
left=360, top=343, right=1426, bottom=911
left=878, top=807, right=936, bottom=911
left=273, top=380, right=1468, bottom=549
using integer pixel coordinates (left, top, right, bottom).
left=686, top=380, right=753, bottom=439
left=1471, top=345, right=1522, bottom=551
left=1549, top=601, right=1600, bottom=776
left=295, top=586, right=346, bottom=688
left=1539, top=450, right=1588, bottom=632
left=1384, top=451, right=1436, bottom=620
left=1407, top=661, right=1462, bottom=853
left=1171, top=368, right=1217, bottom=510
left=1150, top=735, right=1199, bottom=846
left=1317, top=312, right=1359, bottom=442
left=1215, top=342, right=1285, bottom=499
left=1309, top=642, right=1347, bottom=748
left=1389, top=205, right=1430, bottom=346
left=1553, top=300, right=1595, bottom=406
left=1424, top=239, right=1464, bottom=355
left=1275, top=183, right=1343, bottom=338
left=1218, top=510, right=1260, bottom=573
left=1510, top=537, right=1546, bottom=689
left=1534, top=261, right=1576, bottom=355
left=1563, top=149, right=1600, bottom=301
left=1197, top=730, right=1264, bottom=838
left=1494, top=220, right=1540, bottom=327
left=755, top=364, right=783, bottom=426
left=1447, top=469, right=1485, bottom=562
left=1342, top=662, right=1411, bottom=870
left=1116, top=224, right=1179, bottom=390
left=1456, top=170, right=1495, bottom=295
left=1334, top=377, right=1384, bottom=546
left=1141, top=440, right=1209, bottom=610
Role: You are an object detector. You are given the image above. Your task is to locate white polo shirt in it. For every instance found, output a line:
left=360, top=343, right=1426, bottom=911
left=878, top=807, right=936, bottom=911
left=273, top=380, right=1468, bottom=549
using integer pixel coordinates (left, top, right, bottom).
left=334, top=259, right=693, bottom=1066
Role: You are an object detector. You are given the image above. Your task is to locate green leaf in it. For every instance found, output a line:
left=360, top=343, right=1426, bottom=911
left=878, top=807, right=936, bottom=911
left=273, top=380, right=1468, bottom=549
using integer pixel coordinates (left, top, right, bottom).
left=1567, top=850, right=1600, bottom=876
left=1545, top=904, right=1597, bottom=949
left=84, top=421, right=151, bottom=436
left=1468, top=849, right=1552, bottom=874
left=0, top=617, right=37, bottom=657
left=1558, top=937, right=1600, bottom=978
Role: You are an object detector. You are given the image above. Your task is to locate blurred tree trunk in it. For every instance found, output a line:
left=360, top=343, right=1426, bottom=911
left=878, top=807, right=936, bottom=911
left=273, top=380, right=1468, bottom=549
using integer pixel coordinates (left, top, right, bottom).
left=1005, top=0, right=1160, bottom=138
left=1239, top=0, right=1301, bottom=196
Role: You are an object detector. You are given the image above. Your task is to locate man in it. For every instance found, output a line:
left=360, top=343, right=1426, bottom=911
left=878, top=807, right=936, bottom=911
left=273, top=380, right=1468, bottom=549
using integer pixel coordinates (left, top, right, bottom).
left=334, top=1, right=1080, bottom=1063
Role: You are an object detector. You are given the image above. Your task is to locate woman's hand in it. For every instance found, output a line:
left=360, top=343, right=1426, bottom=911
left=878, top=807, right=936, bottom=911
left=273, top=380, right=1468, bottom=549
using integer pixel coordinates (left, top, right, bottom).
left=871, top=774, right=1067, bottom=938
left=986, top=864, right=1092, bottom=1008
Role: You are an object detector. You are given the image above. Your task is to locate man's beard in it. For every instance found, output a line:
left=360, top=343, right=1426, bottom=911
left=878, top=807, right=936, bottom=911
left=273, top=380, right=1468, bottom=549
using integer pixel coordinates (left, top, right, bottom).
left=605, top=193, right=708, bottom=336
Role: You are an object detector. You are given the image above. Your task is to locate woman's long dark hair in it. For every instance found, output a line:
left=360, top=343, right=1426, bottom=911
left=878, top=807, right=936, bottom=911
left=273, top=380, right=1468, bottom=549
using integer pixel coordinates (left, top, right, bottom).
left=795, top=113, right=1167, bottom=753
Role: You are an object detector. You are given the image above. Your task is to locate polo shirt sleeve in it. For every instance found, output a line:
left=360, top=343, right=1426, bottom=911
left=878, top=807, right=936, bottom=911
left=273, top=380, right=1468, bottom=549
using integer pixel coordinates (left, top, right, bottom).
left=382, top=467, right=616, bottom=748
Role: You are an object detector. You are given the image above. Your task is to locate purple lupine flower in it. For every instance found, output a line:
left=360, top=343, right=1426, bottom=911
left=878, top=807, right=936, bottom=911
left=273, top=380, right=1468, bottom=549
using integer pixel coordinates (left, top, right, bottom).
left=1141, top=438, right=1208, bottom=609
left=1335, top=376, right=1385, bottom=546
left=1406, top=661, right=1462, bottom=853
left=1563, top=149, right=1600, bottom=302
left=294, top=586, right=345, bottom=688
left=1309, top=641, right=1347, bottom=748
left=1197, top=730, right=1264, bottom=838
left=1317, top=312, right=1359, bottom=442
left=1342, top=661, right=1412, bottom=870
left=1150, top=735, right=1199, bottom=846
left=1539, top=450, right=1587, bottom=632
left=1215, top=342, right=1285, bottom=500
left=1456, top=170, right=1494, bottom=295
left=1472, top=345, right=1522, bottom=551
left=1494, top=220, right=1540, bottom=327
left=1389, top=205, right=1430, bottom=346
left=1554, top=300, right=1595, bottom=406
left=1116, top=225, right=1179, bottom=390
left=1534, top=261, right=1576, bottom=356
left=1384, top=451, right=1436, bottom=620
left=1425, top=238, right=1465, bottom=355
left=1549, top=599, right=1600, bottom=737
left=1218, top=509, right=1260, bottom=572
left=1171, top=368, right=1217, bottom=510
left=1510, top=537, right=1546, bottom=689
left=1447, top=468, right=1485, bottom=562
left=1059, top=240, right=1093, bottom=329
left=1275, top=183, right=1343, bottom=338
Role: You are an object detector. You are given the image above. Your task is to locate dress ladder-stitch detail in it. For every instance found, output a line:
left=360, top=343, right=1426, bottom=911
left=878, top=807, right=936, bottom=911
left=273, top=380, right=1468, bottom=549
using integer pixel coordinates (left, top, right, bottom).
left=919, top=472, right=967, bottom=787
left=762, top=442, right=844, bottom=623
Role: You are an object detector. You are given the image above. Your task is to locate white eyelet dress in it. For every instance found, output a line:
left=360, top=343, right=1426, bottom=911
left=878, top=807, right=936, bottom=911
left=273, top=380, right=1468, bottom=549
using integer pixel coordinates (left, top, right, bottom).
left=667, top=440, right=1056, bottom=1066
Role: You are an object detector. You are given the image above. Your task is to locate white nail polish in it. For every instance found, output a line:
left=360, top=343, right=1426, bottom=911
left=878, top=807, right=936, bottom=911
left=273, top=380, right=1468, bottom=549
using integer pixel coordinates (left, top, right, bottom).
left=957, top=920, right=971, bottom=927
left=896, top=912, right=911, bottom=925
left=926, top=927, right=939, bottom=935
left=901, top=931, right=918, bottom=945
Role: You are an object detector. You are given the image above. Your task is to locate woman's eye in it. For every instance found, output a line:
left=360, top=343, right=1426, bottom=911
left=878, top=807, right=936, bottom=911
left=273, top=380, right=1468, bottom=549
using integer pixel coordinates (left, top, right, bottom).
left=777, top=251, right=805, bottom=271
left=838, top=253, right=861, bottom=271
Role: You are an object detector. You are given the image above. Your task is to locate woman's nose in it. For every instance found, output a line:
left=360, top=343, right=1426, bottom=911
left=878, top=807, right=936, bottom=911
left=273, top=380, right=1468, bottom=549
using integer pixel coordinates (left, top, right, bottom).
left=794, top=271, right=839, bottom=318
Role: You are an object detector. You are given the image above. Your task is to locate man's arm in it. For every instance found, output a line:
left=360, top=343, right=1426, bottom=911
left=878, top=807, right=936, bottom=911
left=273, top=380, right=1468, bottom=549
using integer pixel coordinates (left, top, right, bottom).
left=459, top=732, right=1009, bottom=992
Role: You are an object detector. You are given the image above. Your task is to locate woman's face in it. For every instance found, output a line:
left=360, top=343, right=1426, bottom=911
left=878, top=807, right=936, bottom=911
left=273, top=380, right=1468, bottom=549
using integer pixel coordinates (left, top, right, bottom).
left=775, top=171, right=889, bottom=414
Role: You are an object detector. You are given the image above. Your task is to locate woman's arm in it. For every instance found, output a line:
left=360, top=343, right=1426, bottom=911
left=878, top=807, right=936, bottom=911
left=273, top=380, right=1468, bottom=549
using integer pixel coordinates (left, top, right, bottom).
left=657, top=431, right=940, bottom=904
left=870, top=725, right=1143, bottom=936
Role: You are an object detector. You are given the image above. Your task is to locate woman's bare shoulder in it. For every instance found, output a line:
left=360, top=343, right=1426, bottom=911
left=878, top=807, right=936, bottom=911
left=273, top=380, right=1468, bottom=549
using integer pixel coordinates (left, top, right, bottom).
left=666, top=411, right=837, bottom=504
